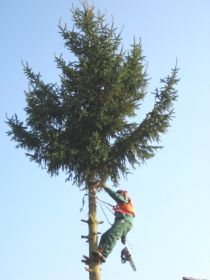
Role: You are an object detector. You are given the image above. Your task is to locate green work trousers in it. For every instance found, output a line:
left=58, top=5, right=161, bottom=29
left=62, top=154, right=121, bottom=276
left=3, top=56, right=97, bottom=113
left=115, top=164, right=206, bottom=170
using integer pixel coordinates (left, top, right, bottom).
left=98, top=219, right=133, bottom=258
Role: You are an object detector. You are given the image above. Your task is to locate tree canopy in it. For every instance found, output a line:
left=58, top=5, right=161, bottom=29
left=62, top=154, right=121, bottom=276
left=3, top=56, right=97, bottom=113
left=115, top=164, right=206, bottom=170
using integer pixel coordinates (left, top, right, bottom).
left=7, top=2, right=179, bottom=186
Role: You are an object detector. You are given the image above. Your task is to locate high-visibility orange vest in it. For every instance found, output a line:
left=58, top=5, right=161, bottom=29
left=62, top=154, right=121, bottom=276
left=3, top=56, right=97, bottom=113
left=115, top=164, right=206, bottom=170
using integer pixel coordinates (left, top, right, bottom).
left=113, top=199, right=135, bottom=216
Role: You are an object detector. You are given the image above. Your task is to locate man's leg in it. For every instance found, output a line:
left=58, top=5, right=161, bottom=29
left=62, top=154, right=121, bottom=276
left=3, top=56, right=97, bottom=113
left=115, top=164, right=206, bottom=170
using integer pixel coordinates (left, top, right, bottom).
left=98, top=219, right=132, bottom=259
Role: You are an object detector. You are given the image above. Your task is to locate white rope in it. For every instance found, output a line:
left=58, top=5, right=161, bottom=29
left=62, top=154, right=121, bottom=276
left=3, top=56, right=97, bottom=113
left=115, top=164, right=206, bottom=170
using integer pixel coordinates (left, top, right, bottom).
left=98, top=200, right=113, bottom=226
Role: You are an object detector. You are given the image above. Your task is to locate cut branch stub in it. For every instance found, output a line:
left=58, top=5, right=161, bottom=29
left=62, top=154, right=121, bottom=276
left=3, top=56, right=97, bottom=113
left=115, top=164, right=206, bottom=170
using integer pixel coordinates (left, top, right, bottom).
left=81, top=219, right=90, bottom=224
left=81, top=235, right=89, bottom=240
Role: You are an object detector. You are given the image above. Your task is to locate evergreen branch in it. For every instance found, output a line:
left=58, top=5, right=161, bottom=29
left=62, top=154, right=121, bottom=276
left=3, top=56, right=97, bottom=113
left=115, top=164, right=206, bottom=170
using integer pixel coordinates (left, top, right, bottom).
left=6, top=114, right=40, bottom=151
left=109, top=66, right=179, bottom=171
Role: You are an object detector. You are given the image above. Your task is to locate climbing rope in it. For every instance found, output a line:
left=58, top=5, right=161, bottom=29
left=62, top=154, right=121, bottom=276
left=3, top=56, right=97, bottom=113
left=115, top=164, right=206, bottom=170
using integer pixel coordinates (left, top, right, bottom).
left=80, top=192, right=88, bottom=212
left=95, top=196, right=114, bottom=209
left=80, top=192, right=115, bottom=225
left=98, top=200, right=113, bottom=226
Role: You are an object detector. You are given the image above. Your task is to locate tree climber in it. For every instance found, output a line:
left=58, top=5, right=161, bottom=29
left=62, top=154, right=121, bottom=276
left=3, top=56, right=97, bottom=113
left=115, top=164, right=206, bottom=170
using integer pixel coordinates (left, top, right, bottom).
left=93, top=182, right=135, bottom=263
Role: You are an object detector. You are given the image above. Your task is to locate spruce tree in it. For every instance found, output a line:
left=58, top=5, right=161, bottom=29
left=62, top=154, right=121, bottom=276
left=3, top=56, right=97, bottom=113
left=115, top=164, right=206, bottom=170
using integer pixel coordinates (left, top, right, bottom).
left=7, top=2, right=179, bottom=279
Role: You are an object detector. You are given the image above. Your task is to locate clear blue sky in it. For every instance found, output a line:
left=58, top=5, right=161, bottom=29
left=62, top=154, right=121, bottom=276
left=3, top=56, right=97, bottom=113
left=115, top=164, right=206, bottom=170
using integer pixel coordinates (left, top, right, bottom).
left=1, top=1, right=210, bottom=280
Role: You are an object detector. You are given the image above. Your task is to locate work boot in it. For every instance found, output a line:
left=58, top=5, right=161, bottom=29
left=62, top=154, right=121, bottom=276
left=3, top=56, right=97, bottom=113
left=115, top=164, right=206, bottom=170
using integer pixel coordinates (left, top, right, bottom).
left=92, top=250, right=106, bottom=263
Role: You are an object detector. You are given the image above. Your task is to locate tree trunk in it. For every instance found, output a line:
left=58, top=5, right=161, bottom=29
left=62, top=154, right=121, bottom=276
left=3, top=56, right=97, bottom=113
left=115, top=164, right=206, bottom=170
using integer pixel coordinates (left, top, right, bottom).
left=87, top=176, right=101, bottom=280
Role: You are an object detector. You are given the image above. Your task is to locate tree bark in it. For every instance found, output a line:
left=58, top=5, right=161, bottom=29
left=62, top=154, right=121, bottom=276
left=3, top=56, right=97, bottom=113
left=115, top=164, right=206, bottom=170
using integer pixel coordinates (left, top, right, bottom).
left=87, top=176, right=101, bottom=280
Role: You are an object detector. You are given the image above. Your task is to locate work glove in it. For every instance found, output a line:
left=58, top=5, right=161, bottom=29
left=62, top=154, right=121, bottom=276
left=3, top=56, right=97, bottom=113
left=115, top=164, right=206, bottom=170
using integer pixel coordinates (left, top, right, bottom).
left=101, top=181, right=108, bottom=189
left=94, top=180, right=108, bottom=191
left=121, top=235, right=126, bottom=245
left=94, top=180, right=102, bottom=189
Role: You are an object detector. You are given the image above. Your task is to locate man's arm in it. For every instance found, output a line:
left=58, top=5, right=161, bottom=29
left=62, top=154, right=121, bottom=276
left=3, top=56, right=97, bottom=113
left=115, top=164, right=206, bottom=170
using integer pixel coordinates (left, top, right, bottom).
left=102, top=183, right=128, bottom=204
